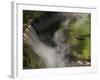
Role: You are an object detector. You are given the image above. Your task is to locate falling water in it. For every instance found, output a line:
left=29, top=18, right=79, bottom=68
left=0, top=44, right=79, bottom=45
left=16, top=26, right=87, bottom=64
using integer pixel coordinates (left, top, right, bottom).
left=24, top=25, right=68, bottom=68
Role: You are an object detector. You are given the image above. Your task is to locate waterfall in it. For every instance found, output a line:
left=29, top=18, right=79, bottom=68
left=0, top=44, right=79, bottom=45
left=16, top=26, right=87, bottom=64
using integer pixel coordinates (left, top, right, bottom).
left=24, top=25, right=66, bottom=68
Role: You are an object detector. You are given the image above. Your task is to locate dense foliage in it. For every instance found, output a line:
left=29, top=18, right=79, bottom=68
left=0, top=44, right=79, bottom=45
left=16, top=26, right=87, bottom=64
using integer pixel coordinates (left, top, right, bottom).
left=66, top=14, right=91, bottom=61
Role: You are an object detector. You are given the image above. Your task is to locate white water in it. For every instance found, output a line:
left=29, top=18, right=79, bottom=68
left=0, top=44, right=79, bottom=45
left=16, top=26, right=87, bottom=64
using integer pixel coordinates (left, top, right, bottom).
left=24, top=25, right=67, bottom=68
